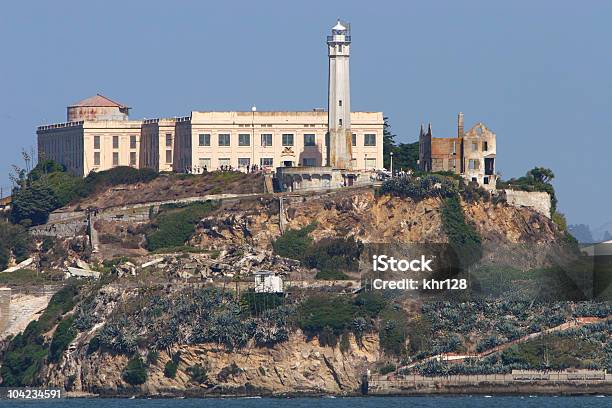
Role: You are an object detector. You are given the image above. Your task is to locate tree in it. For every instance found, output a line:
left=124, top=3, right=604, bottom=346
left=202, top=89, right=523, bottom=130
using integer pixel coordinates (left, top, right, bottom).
left=0, top=221, right=32, bottom=270
left=382, top=117, right=419, bottom=171
left=382, top=117, right=397, bottom=170
left=528, top=167, right=555, bottom=184
left=10, top=182, right=59, bottom=226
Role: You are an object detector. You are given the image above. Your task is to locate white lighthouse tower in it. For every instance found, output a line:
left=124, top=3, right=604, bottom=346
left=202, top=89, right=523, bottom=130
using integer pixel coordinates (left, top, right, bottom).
left=327, top=20, right=353, bottom=169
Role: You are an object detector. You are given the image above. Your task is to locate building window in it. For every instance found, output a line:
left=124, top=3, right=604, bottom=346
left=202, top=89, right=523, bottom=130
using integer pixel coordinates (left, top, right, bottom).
left=94, top=136, right=100, bottom=150
left=130, top=135, right=137, bottom=149
left=166, top=134, right=172, bottom=147
left=364, top=134, right=376, bottom=146
left=338, top=44, right=343, bottom=52
left=199, top=158, right=211, bottom=170
left=352, top=133, right=356, bottom=146
left=303, top=158, right=316, bottom=166
left=218, top=134, right=230, bottom=147
left=238, top=133, right=250, bottom=146
left=112, top=152, right=119, bottom=166
left=199, top=133, right=211, bottom=146
left=238, top=158, right=251, bottom=168
left=218, top=158, right=231, bottom=168
left=472, top=142, right=478, bottom=152
left=165, top=150, right=172, bottom=164
left=339, top=100, right=342, bottom=107
left=483, top=141, right=488, bottom=151
left=339, top=118, right=343, bottom=127
left=94, top=151, right=100, bottom=166
left=130, top=151, right=137, bottom=166
left=365, top=158, right=376, bottom=170
left=452, top=141, right=456, bottom=154
left=282, top=134, right=294, bottom=146
left=261, top=134, right=272, bottom=147
left=260, top=157, right=273, bottom=167
left=484, top=176, right=489, bottom=185
left=468, top=159, right=480, bottom=170
left=112, top=136, right=119, bottom=149
left=304, top=134, right=316, bottom=146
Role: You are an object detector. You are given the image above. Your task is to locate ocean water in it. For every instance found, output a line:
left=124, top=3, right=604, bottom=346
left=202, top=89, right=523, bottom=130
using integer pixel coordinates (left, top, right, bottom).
left=0, top=396, right=608, bottom=408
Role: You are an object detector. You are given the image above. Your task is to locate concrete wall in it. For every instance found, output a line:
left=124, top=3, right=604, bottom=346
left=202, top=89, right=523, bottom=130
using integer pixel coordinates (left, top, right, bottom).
left=504, top=190, right=551, bottom=218
left=0, top=288, right=10, bottom=335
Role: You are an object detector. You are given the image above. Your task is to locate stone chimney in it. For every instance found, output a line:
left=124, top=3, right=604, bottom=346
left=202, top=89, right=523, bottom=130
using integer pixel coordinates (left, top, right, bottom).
left=458, top=112, right=464, bottom=138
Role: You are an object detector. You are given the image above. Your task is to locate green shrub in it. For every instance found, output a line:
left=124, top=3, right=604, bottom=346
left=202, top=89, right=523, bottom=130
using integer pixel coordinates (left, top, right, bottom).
left=10, top=182, right=59, bottom=226
left=146, top=350, right=159, bottom=365
left=460, top=180, right=491, bottom=203
left=378, top=174, right=458, bottom=200
left=186, top=363, right=208, bottom=384
left=0, top=220, right=32, bottom=269
left=122, top=356, right=147, bottom=385
left=87, top=336, right=101, bottom=355
left=441, top=195, right=482, bottom=269
left=146, top=201, right=218, bottom=251
left=48, top=316, right=77, bottom=363
left=379, top=308, right=408, bottom=356
left=354, top=291, right=387, bottom=317
left=0, top=343, right=47, bottom=386
left=339, top=331, right=351, bottom=353
left=272, top=224, right=315, bottom=261
left=240, top=291, right=283, bottom=316
left=304, top=237, right=361, bottom=280
left=297, top=295, right=356, bottom=336
left=10, top=161, right=160, bottom=225
left=164, top=352, right=181, bottom=378
left=379, top=363, right=396, bottom=375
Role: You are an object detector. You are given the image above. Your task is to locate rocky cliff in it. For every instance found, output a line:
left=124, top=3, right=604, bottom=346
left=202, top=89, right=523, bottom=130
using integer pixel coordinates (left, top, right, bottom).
left=47, top=331, right=378, bottom=396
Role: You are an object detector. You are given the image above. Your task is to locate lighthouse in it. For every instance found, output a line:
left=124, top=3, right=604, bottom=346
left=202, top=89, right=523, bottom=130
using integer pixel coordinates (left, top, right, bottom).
left=327, top=20, right=353, bottom=169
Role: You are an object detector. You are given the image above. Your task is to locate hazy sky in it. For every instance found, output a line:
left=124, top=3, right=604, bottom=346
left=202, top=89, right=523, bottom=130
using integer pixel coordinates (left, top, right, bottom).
left=0, top=0, right=610, bottom=228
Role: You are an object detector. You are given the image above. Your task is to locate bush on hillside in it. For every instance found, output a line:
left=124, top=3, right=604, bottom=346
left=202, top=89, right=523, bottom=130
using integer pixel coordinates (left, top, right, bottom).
left=441, top=195, right=482, bottom=269
left=122, top=356, right=147, bottom=385
left=271, top=224, right=315, bottom=261
left=378, top=174, right=458, bottom=200
left=146, top=201, right=219, bottom=251
left=0, top=220, right=32, bottom=270
left=48, top=316, right=77, bottom=363
left=10, top=161, right=160, bottom=225
left=304, top=237, right=361, bottom=280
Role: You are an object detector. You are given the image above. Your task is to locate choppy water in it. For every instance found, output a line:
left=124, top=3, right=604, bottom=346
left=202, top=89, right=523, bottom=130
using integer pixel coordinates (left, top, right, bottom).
left=0, top=396, right=608, bottom=408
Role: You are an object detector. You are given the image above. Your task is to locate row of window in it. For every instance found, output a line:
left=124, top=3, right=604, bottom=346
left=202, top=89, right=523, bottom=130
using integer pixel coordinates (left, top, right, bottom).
left=93, top=151, right=141, bottom=167
left=93, top=135, right=139, bottom=150
left=194, top=157, right=378, bottom=169
left=196, top=133, right=377, bottom=147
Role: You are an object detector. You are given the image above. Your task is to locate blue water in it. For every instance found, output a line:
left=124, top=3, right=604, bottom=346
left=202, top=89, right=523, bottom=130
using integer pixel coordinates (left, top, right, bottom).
left=0, top=396, right=608, bottom=408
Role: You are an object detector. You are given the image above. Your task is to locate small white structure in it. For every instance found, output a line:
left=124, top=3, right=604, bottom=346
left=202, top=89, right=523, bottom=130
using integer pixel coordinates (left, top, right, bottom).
left=254, top=271, right=283, bottom=293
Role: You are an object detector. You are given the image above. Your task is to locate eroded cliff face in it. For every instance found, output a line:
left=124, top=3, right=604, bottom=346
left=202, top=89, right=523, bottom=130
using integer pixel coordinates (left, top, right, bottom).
left=191, top=188, right=563, bottom=270
left=47, top=332, right=379, bottom=396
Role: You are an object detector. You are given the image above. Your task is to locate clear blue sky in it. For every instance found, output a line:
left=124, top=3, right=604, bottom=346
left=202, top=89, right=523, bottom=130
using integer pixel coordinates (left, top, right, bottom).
left=0, top=0, right=610, bottom=229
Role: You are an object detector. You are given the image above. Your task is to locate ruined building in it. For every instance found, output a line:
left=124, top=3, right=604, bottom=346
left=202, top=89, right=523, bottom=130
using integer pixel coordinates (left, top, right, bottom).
left=419, top=112, right=497, bottom=190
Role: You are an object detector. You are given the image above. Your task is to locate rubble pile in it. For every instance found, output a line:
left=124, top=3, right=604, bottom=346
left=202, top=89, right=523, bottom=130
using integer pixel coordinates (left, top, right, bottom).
left=111, top=245, right=303, bottom=281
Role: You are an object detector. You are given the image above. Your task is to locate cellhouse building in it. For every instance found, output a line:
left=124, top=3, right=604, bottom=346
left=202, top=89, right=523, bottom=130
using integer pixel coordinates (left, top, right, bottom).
left=36, top=20, right=384, bottom=185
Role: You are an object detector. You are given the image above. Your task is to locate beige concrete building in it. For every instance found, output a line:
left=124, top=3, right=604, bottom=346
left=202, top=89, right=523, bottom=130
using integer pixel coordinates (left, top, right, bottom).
left=37, top=94, right=142, bottom=176
left=140, top=118, right=176, bottom=172
left=173, top=110, right=383, bottom=173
